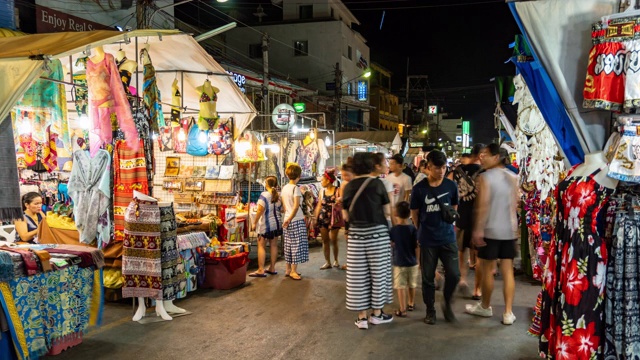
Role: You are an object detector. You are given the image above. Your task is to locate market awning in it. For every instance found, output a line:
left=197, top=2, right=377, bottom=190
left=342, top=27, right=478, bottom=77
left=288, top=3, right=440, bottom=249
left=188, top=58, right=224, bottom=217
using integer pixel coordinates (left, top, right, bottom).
left=0, top=29, right=258, bottom=137
left=335, top=131, right=402, bottom=150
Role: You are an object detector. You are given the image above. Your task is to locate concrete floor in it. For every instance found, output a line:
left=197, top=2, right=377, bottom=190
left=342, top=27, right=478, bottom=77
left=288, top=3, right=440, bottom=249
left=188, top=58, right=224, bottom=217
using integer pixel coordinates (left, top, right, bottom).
left=56, top=237, right=542, bottom=360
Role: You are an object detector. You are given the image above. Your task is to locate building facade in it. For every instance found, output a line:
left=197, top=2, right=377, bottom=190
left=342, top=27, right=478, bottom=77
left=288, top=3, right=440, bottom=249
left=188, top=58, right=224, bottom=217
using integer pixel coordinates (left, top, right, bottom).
left=224, top=0, right=371, bottom=129
left=369, top=63, right=400, bottom=131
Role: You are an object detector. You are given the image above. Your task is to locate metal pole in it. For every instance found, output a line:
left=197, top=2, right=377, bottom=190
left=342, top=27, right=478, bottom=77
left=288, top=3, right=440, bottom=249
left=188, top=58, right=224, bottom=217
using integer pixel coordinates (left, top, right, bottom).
left=262, top=32, right=270, bottom=129
left=404, top=57, right=409, bottom=126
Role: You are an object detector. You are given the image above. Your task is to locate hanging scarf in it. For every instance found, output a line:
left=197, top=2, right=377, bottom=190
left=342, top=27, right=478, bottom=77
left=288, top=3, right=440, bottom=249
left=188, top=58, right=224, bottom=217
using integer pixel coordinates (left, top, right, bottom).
left=0, top=117, right=23, bottom=221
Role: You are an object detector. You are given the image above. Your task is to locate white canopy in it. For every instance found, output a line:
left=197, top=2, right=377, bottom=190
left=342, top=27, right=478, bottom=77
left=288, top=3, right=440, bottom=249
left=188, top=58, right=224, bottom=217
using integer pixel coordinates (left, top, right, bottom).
left=0, top=29, right=257, bottom=136
left=335, top=131, right=403, bottom=151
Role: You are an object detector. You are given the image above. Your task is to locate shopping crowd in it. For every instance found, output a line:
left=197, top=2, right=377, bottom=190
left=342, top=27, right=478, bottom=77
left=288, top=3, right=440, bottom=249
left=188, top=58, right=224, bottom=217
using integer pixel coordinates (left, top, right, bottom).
left=248, top=143, right=520, bottom=329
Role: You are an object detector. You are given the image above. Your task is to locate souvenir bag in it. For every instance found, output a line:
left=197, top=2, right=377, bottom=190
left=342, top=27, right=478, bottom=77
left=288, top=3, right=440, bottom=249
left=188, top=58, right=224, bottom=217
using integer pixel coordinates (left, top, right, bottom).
left=187, top=118, right=209, bottom=156
left=172, top=117, right=190, bottom=154
left=218, top=165, right=234, bottom=180
left=208, top=119, right=232, bottom=155
left=330, top=200, right=345, bottom=228
left=157, top=126, right=173, bottom=151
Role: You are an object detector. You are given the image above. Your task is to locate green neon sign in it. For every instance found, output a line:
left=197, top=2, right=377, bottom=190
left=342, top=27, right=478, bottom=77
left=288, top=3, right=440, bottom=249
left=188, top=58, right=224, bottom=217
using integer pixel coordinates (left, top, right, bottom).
left=293, top=103, right=306, bottom=113
left=462, top=121, right=470, bottom=135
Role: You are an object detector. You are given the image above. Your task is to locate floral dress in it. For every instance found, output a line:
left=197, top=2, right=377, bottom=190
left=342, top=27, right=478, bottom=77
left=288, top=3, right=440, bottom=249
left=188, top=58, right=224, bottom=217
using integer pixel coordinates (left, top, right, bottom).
left=317, top=188, right=338, bottom=229
left=539, top=165, right=614, bottom=359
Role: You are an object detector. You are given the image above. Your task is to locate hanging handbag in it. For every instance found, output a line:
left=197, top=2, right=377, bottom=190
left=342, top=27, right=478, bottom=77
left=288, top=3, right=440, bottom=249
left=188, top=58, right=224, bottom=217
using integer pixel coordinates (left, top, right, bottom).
left=208, top=119, right=232, bottom=155
left=187, top=117, right=209, bottom=156
left=330, top=189, right=345, bottom=228
left=172, top=117, right=190, bottom=154
left=158, top=126, right=173, bottom=151
left=426, top=185, right=459, bottom=224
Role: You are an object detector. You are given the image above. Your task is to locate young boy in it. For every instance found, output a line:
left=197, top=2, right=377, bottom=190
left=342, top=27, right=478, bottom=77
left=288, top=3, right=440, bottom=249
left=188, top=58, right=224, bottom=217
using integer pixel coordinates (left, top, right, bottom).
left=390, top=201, right=420, bottom=317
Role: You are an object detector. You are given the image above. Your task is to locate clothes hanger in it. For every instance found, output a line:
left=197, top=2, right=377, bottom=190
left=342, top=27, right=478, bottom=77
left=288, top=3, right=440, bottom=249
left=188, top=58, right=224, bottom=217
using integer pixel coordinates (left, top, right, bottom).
left=602, top=0, right=640, bottom=27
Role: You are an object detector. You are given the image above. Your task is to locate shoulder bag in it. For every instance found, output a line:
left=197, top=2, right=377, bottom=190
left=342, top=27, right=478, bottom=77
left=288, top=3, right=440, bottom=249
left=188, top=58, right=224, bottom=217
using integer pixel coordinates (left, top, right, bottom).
left=330, top=188, right=345, bottom=228
left=426, top=183, right=459, bottom=224
left=345, top=177, right=374, bottom=222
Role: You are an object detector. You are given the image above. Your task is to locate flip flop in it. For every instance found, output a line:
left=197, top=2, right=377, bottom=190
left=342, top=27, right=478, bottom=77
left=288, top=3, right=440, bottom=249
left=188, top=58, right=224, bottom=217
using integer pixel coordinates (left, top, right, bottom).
left=285, top=273, right=302, bottom=277
left=249, top=272, right=267, bottom=278
left=265, top=270, right=278, bottom=275
left=394, top=310, right=407, bottom=317
left=289, top=273, right=302, bottom=280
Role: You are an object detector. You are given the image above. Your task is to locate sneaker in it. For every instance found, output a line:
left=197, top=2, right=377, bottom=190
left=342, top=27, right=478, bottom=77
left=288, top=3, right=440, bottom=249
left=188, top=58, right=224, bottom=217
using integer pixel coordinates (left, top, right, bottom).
left=442, top=302, right=456, bottom=322
left=355, top=318, right=369, bottom=329
left=502, top=312, right=516, bottom=325
left=320, top=263, right=332, bottom=270
left=369, top=311, right=393, bottom=325
left=424, top=310, right=436, bottom=325
left=465, top=302, right=493, bottom=317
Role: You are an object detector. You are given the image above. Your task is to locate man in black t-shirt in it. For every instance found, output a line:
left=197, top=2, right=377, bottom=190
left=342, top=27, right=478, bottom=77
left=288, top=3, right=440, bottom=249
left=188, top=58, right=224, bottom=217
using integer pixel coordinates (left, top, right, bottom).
left=410, top=150, right=460, bottom=325
left=451, top=143, right=485, bottom=299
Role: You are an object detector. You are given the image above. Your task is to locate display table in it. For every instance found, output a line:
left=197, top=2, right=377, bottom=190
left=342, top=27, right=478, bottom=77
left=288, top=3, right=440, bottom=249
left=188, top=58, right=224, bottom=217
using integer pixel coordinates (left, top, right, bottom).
left=0, top=244, right=103, bottom=360
left=176, top=232, right=209, bottom=299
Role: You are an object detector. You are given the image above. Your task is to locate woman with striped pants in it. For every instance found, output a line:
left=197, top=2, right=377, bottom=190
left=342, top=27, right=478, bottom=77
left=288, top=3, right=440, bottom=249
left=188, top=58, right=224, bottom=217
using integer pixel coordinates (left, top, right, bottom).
left=342, top=152, right=394, bottom=329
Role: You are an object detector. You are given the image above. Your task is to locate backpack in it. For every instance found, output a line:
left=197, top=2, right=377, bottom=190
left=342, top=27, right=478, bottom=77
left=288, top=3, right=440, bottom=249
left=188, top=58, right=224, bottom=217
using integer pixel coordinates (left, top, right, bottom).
left=454, top=165, right=482, bottom=202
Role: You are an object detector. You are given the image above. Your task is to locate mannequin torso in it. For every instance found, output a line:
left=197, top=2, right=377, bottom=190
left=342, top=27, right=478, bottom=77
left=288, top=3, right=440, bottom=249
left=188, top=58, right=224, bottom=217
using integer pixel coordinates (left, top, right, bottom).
left=568, top=151, right=618, bottom=189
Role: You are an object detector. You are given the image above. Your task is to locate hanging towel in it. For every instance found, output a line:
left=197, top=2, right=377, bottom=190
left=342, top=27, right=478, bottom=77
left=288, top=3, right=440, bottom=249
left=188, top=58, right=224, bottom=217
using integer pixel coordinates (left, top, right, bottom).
left=0, top=117, right=23, bottom=221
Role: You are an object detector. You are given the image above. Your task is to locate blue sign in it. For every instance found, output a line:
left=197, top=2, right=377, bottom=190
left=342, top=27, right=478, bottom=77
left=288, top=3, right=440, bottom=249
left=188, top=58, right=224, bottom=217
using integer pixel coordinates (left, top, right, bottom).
left=357, top=80, right=368, bottom=101
left=226, top=70, right=246, bottom=93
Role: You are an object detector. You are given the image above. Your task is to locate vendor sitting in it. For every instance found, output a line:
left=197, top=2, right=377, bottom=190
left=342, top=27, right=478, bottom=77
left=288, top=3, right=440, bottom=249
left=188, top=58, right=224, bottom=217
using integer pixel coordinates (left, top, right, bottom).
left=14, top=192, right=45, bottom=243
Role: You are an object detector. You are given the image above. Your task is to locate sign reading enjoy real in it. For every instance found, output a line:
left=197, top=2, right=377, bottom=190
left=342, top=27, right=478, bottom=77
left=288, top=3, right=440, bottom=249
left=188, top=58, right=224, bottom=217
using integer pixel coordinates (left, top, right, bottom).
left=226, top=71, right=246, bottom=93
left=36, top=5, right=110, bottom=33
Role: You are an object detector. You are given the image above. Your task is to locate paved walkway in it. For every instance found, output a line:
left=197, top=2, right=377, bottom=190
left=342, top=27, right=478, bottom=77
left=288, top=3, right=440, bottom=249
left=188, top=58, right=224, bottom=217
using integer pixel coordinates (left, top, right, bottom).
left=57, top=240, right=542, bottom=360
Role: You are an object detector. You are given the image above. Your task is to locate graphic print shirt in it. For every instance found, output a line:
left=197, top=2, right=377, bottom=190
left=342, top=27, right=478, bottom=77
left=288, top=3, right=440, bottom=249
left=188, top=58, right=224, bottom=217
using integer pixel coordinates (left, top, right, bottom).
left=410, top=178, right=459, bottom=247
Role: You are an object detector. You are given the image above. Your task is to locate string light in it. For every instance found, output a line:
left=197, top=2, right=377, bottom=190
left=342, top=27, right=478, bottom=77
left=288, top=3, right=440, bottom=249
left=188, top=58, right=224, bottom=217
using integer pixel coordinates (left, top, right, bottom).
left=198, top=130, right=207, bottom=143
left=177, top=129, right=186, bottom=141
left=325, top=136, right=331, bottom=146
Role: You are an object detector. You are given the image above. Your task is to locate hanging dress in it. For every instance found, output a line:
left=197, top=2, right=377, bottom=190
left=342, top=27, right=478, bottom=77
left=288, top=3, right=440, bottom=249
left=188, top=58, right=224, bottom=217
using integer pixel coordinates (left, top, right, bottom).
left=604, top=197, right=640, bottom=359
left=141, top=48, right=165, bottom=133
left=86, top=53, right=139, bottom=155
left=539, top=165, right=614, bottom=359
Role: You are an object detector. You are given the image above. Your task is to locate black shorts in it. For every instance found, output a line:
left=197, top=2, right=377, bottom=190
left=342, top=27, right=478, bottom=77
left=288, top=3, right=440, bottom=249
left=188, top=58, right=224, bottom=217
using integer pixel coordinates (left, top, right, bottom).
left=456, top=228, right=472, bottom=250
left=477, top=238, right=516, bottom=260
left=258, top=229, right=282, bottom=240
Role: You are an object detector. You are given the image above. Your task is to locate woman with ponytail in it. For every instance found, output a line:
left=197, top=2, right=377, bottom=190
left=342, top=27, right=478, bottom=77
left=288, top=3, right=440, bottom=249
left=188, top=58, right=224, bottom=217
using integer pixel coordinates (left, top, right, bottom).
left=250, top=176, right=283, bottom=277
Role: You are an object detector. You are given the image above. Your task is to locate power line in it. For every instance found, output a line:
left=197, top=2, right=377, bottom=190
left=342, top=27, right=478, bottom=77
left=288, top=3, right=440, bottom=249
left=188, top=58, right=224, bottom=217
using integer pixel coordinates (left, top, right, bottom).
left=349, top=0, right=504, bottom=11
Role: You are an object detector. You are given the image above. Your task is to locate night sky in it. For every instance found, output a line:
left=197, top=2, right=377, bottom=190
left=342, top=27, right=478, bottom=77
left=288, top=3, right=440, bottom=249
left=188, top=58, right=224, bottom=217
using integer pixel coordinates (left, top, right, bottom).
left=178, top=0, right=521, bottom=143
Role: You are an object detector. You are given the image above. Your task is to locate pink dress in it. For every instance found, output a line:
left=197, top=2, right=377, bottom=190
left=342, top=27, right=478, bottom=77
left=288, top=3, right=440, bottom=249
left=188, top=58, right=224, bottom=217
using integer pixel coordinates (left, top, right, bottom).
left=86, top=53, right=139, bottom=155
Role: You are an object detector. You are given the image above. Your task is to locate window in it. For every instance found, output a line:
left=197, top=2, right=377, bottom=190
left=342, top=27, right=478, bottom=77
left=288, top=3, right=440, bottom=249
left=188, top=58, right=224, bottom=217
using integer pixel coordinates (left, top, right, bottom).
left=347, top=46, right=352, bottom=60
left=300, top=5, right=313, bottom=20
left=294, top=40, right=308, bottom=56
left=347, top=82, right=352, bottom=95
left=249, top=43, right=262, bottom=59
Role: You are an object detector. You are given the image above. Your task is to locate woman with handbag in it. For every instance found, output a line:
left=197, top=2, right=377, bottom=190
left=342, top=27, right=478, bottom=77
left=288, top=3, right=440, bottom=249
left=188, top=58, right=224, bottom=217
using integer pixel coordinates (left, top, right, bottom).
left=313, top=169, right=342, bottom=270
left=342, top=153, right=394, bottom=329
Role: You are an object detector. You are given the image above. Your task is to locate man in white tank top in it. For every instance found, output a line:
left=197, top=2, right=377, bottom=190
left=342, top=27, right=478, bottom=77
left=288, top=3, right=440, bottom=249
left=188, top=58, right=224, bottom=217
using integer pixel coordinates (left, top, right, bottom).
left=465, top=144, right=519, bottom=325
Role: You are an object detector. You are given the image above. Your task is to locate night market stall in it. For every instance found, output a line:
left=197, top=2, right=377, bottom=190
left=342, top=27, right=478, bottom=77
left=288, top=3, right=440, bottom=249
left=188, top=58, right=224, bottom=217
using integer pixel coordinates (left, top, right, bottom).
left=510, top=1, right=640, bottom=357
left=0, top=28, right=256, bottom=357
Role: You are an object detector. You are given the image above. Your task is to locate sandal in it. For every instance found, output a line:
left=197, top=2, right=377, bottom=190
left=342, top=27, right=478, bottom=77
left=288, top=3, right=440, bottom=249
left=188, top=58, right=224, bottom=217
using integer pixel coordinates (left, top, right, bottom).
left=394, top=310, right=407, bottom=317
left=407, top=305, right=415, bottom=312
left=289, top=273, right=302, bottom=280
left=249, top=272, right=267, bottom=278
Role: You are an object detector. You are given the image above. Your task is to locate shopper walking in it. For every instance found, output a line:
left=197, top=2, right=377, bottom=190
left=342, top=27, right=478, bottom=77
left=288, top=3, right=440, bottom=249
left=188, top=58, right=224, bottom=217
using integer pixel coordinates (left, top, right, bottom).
left=390, top=201, right=419, bottom=317
left=410, top=150, right=460, bottom=324
left=450, top=143, right=485, bottom=299
left=250, top=176, right=282, bottom=278
left=281, top=164, right=309, bottom=281
left=314, top=169, right=341, bottom=269
left=465, top=143, right=519, bottom=325
left=413, top=160, right=428, bottom=186
left=389, top=154, right=413, bottom=204
left=343, top=152, right=393, bottom=329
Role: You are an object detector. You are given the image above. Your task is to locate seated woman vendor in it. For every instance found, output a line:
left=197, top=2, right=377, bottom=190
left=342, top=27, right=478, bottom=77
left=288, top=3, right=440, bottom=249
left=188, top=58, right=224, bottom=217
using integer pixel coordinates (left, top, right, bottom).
left=14, top=192, right=45, bottom=243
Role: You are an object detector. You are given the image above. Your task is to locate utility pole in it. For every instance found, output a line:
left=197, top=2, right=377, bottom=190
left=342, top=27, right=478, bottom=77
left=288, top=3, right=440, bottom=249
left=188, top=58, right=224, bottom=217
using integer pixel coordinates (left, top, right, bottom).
left=334, top=62, right=342, bottom=132
left=136, top=0, right=152, bottom=29
left=404, top=58, right=410, bottom=126
left=261, top=32, right=270, bottom=128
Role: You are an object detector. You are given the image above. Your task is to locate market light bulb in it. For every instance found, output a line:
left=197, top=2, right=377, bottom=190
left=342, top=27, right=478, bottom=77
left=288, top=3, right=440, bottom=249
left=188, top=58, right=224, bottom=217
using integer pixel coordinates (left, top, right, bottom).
left=292, top=125, right=298, bottom=134
left=178, top=129, right=186, bottom=141
left=270, top=145, right=280, bottom=154
left=198, top=131, right=207, bottom=143
left=78, top=114, right=90, bottom=129
left=18, top=121, right=31, bottom=135
left=309, top=130, right=315, bottom=139
left=152, top=132, right=158, bottom=140
left=325, top=136, right=331, bottom=146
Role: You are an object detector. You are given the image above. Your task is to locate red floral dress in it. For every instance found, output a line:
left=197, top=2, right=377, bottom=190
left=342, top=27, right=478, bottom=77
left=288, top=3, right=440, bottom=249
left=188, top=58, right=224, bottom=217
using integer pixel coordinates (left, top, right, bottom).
left=538, top=165, right=614, bottom=359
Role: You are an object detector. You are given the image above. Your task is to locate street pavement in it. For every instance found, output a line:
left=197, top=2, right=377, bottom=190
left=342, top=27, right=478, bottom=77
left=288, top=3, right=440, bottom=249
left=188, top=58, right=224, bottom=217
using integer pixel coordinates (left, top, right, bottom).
left=56, top=237, right=541, bottom=360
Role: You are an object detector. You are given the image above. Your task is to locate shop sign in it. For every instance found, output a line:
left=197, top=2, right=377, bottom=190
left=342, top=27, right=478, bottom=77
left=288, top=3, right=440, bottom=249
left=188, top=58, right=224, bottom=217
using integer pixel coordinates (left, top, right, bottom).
left=293, top=102, right=306, bottom=113
left=36, top=5, right=110, bottom=33
left=357, top=80, right=368, bottom=101
left=272, top=103, right=296, bottom=130
left=409, top=142, right=423, bottom=148
left=226, top=71, right=246, bottom=93
left=455, top=135, right=462, bottom=142
left=428, top=105, right=438, bottom=115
